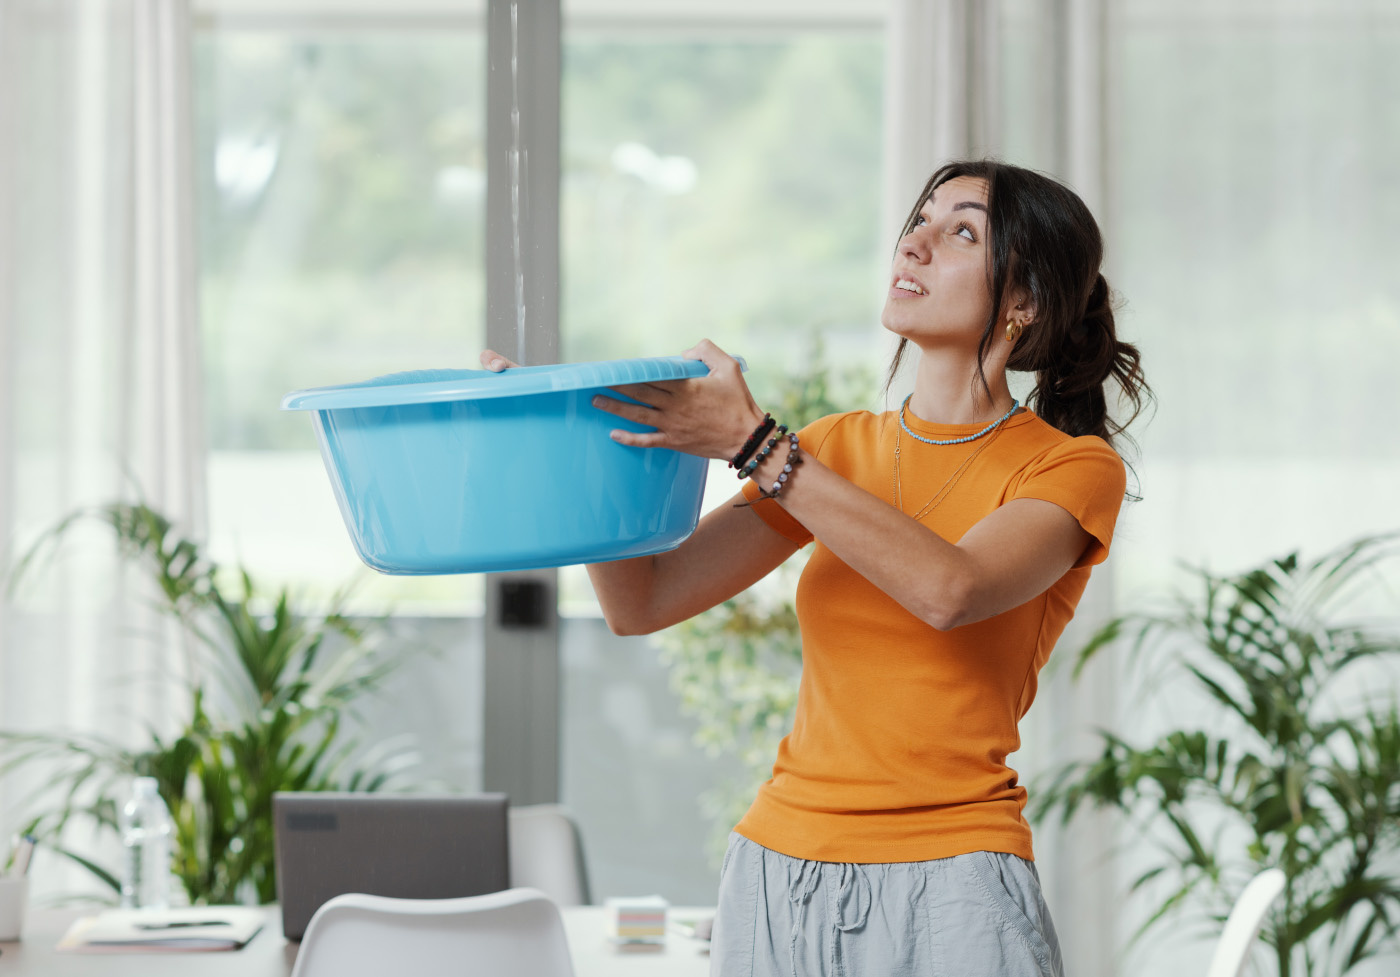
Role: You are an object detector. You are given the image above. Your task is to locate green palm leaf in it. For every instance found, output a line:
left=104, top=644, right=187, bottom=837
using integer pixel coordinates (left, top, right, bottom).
left=1, top=501, right=426, bottom=905
left=1031, top=532, right=1400, bottom=977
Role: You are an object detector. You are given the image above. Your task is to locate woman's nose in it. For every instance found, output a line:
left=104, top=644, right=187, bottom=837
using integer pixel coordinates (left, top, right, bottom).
left=901, top=229, right=930, bottom=262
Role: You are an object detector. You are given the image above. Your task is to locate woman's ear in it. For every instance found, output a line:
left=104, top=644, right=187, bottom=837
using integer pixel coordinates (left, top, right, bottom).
left=1001, top=285, right=1037, bottom=324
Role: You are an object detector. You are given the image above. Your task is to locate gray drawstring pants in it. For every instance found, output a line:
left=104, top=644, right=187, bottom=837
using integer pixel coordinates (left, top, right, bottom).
left=710, top=832, right=1065, bottom=977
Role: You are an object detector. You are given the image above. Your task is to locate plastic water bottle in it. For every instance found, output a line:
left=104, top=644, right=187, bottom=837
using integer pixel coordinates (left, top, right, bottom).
left=119, top=776, right=173, bottom=910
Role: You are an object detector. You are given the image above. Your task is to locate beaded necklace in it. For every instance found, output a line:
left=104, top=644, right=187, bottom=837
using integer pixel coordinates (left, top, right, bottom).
left=892, top=396, right=1020, bottom=522
left=898, top=394, right=1019, bottom=446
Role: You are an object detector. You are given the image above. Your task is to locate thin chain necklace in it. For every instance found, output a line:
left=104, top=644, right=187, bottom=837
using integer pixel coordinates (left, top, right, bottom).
left=892, top=397, right=1019, bottom=521
left=893, top=422, right=1005, bottom=521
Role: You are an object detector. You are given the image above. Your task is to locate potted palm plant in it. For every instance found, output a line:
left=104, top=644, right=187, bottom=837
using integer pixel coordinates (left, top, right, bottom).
left=1, top=502, right=421, bottom=904
left=1032, top=534, right=1400, bottom=977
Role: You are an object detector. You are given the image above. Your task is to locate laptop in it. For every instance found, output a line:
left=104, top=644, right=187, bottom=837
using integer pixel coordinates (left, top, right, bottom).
left=273, top=792, right=510, bottom=940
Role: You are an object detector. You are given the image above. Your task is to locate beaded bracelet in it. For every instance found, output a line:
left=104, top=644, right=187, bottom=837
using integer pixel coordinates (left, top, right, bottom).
left=729, top=413, right=776, bottom=469
left=733, top=432, right=802, bottom=508
left=758, top=432, right=802, bottom=500
left=738, top=424, right=789, bottom=480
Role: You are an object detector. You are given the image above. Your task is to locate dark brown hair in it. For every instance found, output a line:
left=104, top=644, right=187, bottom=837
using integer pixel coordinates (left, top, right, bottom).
left=886, top=159, right=1150, bottom=454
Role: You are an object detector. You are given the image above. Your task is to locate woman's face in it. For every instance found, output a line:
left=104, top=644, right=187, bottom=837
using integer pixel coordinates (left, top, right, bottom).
left=880, top=175, right=998, bottom=351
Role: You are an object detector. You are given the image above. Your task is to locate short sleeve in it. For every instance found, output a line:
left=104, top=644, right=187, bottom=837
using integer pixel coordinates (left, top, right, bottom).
left=738, top=412, right=849, bottom=547
left=1010, top=435, right=1127, bottom=568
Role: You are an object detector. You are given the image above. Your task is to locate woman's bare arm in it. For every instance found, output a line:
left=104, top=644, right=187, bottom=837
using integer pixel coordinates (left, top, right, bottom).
left=585, top=494, right=798, bottom=635
left=592, top=342, right=1095, bottom=631
left=739, top=451, right=1090, bottom=630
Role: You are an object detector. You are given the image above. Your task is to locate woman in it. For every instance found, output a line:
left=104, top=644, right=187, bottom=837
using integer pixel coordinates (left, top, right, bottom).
left=483, top=159, right=1148, bottom=976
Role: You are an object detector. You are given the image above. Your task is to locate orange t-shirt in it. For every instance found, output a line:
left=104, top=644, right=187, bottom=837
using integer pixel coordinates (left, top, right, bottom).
left=733, top=406, right=1126, bottom=863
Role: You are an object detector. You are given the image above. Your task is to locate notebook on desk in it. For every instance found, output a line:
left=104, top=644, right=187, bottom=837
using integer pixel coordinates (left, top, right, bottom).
left=57, top=906, right=266, bottom=953
left=273, top=792, right=510, bottom=940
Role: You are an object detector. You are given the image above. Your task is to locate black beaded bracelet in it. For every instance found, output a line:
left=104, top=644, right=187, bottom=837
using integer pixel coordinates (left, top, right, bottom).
left=738, top=424, right=789, bottom=479
left=729, top=414, right=775, bottom=469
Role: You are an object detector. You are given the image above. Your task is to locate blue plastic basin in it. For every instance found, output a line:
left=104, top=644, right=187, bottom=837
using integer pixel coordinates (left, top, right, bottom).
left=281, top=357, right=727, bottom=575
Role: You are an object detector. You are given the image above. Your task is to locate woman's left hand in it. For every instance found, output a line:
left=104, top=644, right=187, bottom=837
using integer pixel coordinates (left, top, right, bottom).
left=592, top=339, right=767, bottom=461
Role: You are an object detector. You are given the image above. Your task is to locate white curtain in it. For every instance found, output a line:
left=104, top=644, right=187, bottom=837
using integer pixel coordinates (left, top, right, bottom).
left=881, top=0, right=1000, bottom=244
left=882, top=2, right=1122, bottom=974
left=0, top=0, right=206, bottom=883
left=1100, top=4, right=1400, bottom=977
left=888, top=2, right=1400, bottom=976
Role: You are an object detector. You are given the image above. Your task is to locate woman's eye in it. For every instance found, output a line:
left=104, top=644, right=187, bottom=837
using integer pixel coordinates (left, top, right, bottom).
left=955, top=222, right=976, bottom=242
left=914, top=215, right=928, bottom=227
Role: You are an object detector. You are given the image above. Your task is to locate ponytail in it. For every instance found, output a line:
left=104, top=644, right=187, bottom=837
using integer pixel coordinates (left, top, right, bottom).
left=1026, top=273, right=1149, bottom=446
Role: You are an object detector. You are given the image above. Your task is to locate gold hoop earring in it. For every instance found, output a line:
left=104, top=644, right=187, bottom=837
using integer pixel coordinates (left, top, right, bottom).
left=1005, top=318, right=1024, bottom=344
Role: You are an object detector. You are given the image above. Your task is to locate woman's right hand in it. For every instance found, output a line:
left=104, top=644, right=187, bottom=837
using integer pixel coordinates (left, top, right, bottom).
left=479, top=350, right=520, bottom=372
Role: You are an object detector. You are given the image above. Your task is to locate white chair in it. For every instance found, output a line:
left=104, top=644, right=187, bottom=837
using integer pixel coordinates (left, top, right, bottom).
left=289, top=887, right=575, bottom=977
left=1206, top=868, right=1286, bottom=977
left=509, top=804, right=592, bottom=906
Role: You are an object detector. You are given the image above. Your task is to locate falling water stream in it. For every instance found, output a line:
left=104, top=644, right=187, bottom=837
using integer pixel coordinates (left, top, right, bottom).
left=509, top=0, right=527, bottom=366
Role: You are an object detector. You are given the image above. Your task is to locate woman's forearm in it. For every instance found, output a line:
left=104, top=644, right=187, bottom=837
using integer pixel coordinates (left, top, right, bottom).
left=748, top=449, right=974, bottom=629
left=744, top=448, right=1088, bottom=630
left=585, top=555, right=659, bottom=635
left=586, top=496, right=801, bottom=636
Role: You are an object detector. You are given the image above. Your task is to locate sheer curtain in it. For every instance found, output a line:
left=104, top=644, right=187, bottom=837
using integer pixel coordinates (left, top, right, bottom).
left=1103, top=5, right=1400, bottom=976
left=883, top=2, right=1123, bottom=974
left=889, top=2, right=1400, bottom=976
left=0, top=0, right=206, bottom=893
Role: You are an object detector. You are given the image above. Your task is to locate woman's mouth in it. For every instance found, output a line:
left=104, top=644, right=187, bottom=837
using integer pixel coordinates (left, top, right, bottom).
left=892, top=277, right=926, bottom=296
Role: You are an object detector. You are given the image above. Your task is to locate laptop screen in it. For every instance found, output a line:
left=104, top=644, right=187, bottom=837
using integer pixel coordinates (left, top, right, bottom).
left=273, top=792, right=510, bottom=940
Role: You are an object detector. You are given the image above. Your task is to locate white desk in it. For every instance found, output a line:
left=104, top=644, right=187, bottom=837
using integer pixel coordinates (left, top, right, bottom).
left=0, top=905, right=712, bottom=976
left=565, top=907, right=711, bottom=977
